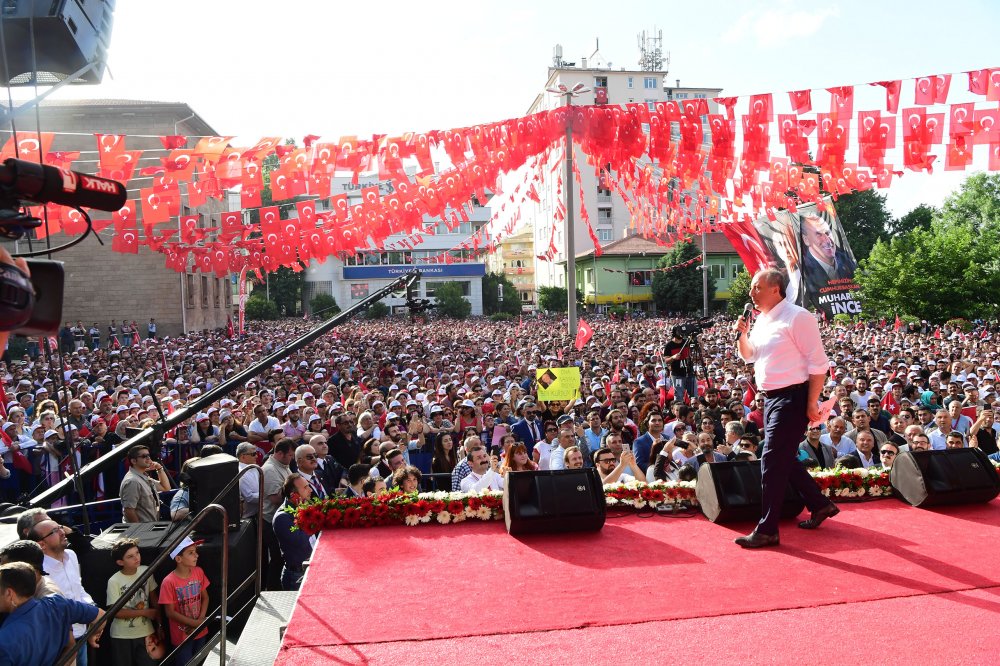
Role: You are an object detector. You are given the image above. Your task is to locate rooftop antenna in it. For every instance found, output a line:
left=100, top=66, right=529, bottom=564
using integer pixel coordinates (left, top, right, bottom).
left=552, top=44, right=564, bottom=68
left=638, top=28, right=668, bottom=72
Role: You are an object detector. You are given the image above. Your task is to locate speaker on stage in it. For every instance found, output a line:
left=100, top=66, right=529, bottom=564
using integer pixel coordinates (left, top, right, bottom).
left=890, top=448, right=1000, bottom=507
left=503, top=469, right=606, bottom=536
left=186, top=453, right=241, bottom=533
left=696, top=460, right=805, bottom=524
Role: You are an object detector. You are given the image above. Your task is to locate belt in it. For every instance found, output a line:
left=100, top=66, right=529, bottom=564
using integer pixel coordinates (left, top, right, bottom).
left=758, top=382, right=807, bottom=399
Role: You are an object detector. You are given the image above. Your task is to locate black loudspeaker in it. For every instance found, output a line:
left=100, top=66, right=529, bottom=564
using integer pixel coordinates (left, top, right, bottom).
left=503, top=468, right=606, bottom=535
left=186, top=453, right=241, bottom=533
left=0, top=0, right=116, bottom=86
left=890, top=448, right=1000, bottom=507
left=696, top=460, right=806, bottom=524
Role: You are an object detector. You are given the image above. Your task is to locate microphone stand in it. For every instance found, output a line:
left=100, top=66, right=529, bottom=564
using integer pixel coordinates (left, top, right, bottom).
left=28, top=269, right=421, bottom=509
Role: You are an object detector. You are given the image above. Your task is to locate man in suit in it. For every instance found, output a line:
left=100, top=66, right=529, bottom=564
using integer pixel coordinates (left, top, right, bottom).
left=309, top=434, right=345, bottom=496
left=511, top=401, right=543, bottom=456
left=800, top=211, right=857, bottom=307
left=798, top=425, right=838, bottom=469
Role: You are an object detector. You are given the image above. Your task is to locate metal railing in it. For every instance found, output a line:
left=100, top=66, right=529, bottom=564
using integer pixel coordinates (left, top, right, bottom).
left=57, top=464, right=264, bottom=666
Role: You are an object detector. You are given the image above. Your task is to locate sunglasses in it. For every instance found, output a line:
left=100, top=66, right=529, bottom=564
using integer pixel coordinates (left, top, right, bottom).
left=35, top=526, right=63, bottom=542
left=880, top=450, right=897, bottom=456
left=597, top=458, right=616, bottom=464
left=302, top=454, right=317, bottom=460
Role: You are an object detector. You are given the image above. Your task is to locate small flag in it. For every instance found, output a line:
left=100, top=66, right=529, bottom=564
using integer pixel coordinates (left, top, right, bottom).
left=227, top=316, right=235, bottom=339
left=574, top=318, right=594, bottom=351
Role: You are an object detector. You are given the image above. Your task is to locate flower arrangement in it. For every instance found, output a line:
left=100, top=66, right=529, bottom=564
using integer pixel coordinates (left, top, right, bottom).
left=811, top=466, right=893, bottom=499
left=603, top=480, right=698, bottom=509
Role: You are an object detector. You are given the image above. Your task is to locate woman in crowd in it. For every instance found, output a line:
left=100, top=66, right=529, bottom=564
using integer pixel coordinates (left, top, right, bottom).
left=305, top=414, right=329, bottom=438
left=432, top=432, right=458, bottom=474
left=189, top=413, right=220, bottom=446
left=499, top=442, right=537, bottom=474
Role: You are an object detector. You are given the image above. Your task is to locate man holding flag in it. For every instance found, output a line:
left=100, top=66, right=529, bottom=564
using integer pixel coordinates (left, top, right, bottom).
left=664, top=327, right=695, bottom=405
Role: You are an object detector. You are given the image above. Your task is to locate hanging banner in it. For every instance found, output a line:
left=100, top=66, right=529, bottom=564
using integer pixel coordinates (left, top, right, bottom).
left=752, top=197, right=861, bottom=318
left=238, top=265, right=248, bottom=335
left=535, top=366, right=581, bottom=402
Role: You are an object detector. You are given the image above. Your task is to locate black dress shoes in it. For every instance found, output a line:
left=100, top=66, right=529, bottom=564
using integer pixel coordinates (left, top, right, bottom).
left=734, top=531, right=780, bottom=549
left=798, top=502, right=840, bottom=530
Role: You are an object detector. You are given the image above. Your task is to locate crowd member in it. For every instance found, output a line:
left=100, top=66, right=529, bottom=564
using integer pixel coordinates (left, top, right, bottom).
left=236, top=442, right=262, bottom=519
left=262, top=439, right=295, bottom=590
left=0, top=561, right=105, bottom=666
left=879, top=442, right=900, bottom=468
left=499, top=442, right=537, bottom=474
left=272, top=474, right=314, bottom=591
left=120, top=444, right=171, bottom=523
left=106, top=538, right=159, bottom=666
left=158, top=537, right=209, bottom=664
left=459, top=446, right=503, bottom=492
left=563, top=446, right=584, bottom=469
left=594, top=446, right=643, bottom=484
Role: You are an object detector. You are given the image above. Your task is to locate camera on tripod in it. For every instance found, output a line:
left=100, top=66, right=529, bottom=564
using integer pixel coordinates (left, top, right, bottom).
left=0, top=158, right=127, bottom=335
left=672, top=318, right=713, bottom=339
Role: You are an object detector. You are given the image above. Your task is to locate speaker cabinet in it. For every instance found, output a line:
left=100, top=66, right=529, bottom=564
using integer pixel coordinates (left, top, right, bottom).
left=503, top=469, right=606, bottom=535
left=890, top=448, right=1000, bottom=507
left=186, top=453, right=241, bottom=533
left=696, top=460, right=805, bottom=524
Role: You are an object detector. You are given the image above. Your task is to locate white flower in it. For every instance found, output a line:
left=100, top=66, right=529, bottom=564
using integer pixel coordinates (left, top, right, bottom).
left=464, top=507, right=478, bottom=518
left=476, top=507, right=492, bottom=520
left=451, top=511, right=466, bottom=523
left=606, top=497, right=620, bottom=506
left=436, top=512, right=451, bottom=524
left=404, top=515, right=420, bottom=526
left=420, top=514, right=432, bottom=523
left=431, top=491, right=449, bottom=501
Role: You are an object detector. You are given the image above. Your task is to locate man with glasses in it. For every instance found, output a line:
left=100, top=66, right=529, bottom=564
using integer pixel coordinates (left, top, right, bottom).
left=31, top=518, right=99, bottom=665
left=236, top=442, right=261, bottom=519
left=909, top=432, right=932, bottom=452
left=328, top=413, right=360, bottom=469
left=593, top=445, right=643, bottom=484
left=878, top=442, right=899, bottom=468
left=293, top=444, right=326, bottom=499
left=120, top=445, right=170, bottom=524
left=512, top=402, right=544, bottom=456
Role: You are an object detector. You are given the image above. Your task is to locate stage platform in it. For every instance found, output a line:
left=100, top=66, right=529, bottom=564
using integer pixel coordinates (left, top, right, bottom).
left=276, top=499, right=1000, bottom=664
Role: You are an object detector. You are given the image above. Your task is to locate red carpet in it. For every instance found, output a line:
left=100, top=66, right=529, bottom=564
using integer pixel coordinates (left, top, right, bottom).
left=277, top=500, right=1000, bottom=664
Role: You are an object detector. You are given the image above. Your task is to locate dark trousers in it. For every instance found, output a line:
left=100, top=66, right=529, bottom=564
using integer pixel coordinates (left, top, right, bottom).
left=262, top=519, right=284, bottom=591
left=758, top=383, right=830, bottom=535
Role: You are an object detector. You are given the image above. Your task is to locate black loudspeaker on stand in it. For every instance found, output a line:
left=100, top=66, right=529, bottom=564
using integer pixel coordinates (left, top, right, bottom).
left=503, top=469, right=606, bottom=535
left=186, top=453, right=241, bottom=533
left=890, top=448, right=1000, bottom=507
left=696, top=460, right=806, bottom=524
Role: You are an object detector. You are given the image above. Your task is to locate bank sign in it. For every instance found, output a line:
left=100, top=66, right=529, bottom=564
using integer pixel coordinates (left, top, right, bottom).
left=343, top=264, right=486, bottom=279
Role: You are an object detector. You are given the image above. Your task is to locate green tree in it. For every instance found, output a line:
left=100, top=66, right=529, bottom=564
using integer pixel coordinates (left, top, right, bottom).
left=651, top=241, right=714, bottom=314
left=245, top=295, right=279, bottom=320
left=482, top=272, right=522, bottom=315
left=433, top=282, right=472, bottom=319
left=726, top=269, right=752, bottom=317
left=268, top=266, right=304, bottom=316
left=365, top=301, right=389, bottom=319
left=891, top=204, right=936, bottom=235
left=537, top=286, right=568, bottom=313
left=832, top=189, right=893, bottom=262
left=938, top=173, right=1000, bottom=234
left=309, top=293, right=340, bottom=318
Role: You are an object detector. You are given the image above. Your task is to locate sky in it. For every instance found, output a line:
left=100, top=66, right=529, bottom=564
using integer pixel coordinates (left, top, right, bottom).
left=11, top=0, right=1000, bottom=218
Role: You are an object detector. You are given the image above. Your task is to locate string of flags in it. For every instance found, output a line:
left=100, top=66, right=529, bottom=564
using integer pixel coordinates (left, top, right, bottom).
left=602, top=255, right=702, bottom=274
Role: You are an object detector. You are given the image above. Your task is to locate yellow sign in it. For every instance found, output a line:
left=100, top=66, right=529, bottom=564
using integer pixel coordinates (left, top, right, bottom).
left=536, top=366, right=581, bottom=402
left=614, top=294, right=624, bottom=304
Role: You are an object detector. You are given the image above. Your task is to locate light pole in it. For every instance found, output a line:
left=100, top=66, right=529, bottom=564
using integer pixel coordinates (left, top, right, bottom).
left=701, top=227, right=709, bottom=317
left=546, top=82, right=590, bottom=337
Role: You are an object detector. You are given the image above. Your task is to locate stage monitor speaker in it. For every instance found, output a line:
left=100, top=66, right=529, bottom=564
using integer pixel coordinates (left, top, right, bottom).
left=503, top=468, right=605, bottom=536
left=186, top=453, right=241, bottom=533
left=696, top=460, right=806, bottom=524
left=0, top=0, right=116, bottom=86
left=890, top=448, right=1000, bottom=507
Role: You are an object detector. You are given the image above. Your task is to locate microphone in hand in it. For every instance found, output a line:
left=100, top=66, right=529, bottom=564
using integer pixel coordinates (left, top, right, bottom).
left=734, top=303, right=753, bottom=343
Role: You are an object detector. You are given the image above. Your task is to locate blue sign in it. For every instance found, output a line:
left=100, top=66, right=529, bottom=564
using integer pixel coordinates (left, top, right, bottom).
left=343, top=264, right=486, bottom=279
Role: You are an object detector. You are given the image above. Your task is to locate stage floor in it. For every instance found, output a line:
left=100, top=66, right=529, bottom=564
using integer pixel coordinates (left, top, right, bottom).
left=277, top=499, right=1000, bottom=664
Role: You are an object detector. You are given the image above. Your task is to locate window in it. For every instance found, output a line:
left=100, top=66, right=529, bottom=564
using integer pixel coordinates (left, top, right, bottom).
left=213, top=278, right=221, bottom=308
left=694, top=93, right=707, bottom=98
left=675, top=92, right=689, bottom=99
left=521, top=291, right=531, bottom=302
left=627, top=76, right=633, bottom=89
left=585, top=268, right=594, bottom=284
left=426, top=281, right=470, bottom=298
left=201, top=276, right=209, bottom=308
left=645, top=99, right=656, bottom=110
left=597, top=209, right=613, bottom=224
left=643, top=77, right=657, bottom=89
left=732, top=263, right=745, bottom=275
left=710, top=264, right=727, bottom=280
left=186, top=274, right=195, bottom=309
left=628, top=270, right=653, bottom=287
left=597, top=228, right=613, bottom=242
left=351, top=283, right=369, bottom=300
left=224, top=279, right=232, bottom=307
left=595, top=76, right=608, bottom=87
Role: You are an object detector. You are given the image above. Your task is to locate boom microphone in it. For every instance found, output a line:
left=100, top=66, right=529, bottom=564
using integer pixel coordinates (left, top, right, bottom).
left=0, top=158, right=127, bottom=212
left=734, top=303, right=753, bottom=343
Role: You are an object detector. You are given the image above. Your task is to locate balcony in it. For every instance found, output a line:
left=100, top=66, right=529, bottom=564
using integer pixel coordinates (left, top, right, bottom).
left=505, top=265, right=534, bottom=276
left=597, top=192, right=611, bottom=204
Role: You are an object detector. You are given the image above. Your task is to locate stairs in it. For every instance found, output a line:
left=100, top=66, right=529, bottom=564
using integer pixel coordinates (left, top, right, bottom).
left=228, top=591, right=300, bottom=665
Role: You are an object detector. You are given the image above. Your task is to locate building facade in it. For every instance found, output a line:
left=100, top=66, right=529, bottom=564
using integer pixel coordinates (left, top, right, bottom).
left=485, top=228, right=535, bottom=309
left=305, top=176, right=490, bottom=315
left=1, top=99, right=233, bottom=337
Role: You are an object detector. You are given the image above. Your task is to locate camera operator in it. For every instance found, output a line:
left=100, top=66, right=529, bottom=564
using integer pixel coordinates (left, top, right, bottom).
left=664, top=327, right=696, bottom=405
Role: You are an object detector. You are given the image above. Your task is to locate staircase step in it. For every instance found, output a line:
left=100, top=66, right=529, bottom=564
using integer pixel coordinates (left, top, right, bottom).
left=229, top=592, right=299, bottom=666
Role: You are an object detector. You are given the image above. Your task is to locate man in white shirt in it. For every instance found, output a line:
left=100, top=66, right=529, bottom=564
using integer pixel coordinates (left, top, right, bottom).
left=733, top=268, right=838, bottom=549
left=849, top=377, right=876, bottom=410
left=236, top=442, right=261, bottom=518
left=459, top=447, right=504, bottom=492
left=247, top=404, right=280, bottom=444
left=33, top=518, right=97, bottom=664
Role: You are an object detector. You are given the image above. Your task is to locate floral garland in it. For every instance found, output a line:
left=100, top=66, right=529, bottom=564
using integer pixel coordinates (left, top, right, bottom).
left=290, top=463, right=1000, bottom=533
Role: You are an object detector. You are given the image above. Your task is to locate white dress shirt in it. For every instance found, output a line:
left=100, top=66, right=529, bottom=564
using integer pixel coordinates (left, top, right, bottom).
left=44, top=548, right=94, bottom=638
left=740, top=299, right=829, bottom=391
left=460, top=467, right=504, bottom=492
left=239, top=461, right=261, bottom=518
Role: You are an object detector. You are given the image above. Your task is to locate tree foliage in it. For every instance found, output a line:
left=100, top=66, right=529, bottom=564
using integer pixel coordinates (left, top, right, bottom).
left=268, top=266, right=304, bottom=316
left=309, top=293, right=340, bottom=318
left=365, top=301, right=389, bottom=319
left=482, top=272, right=522, bottom=315
left=433, top=282, right=472, bottom=319
left=726, top=269, right=752, bottom=317
left=891, top=204, right=936, bottom=236
left=651, top=241, right=715, bottom=314
left=833, top=189, right=893, bottom=262
left=538, top=286, right=568, bottom=313
left=245, top=295, right=279, bottom=320
left=858, top=174, right=1000, bottom=321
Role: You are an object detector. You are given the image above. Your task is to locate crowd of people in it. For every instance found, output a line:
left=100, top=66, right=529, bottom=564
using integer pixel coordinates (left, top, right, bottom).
left=2, top=308, right=1000, bottom=663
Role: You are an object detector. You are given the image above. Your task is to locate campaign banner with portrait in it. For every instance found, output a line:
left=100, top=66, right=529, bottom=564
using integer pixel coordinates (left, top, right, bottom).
left=535, top=366, right=581, bottom=402
left=751, top=198, right=861, bottom=319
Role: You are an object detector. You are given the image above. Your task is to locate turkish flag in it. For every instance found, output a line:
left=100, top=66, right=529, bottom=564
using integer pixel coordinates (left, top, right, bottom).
left=161, top=149, right=196, bottom=179
left=99, top=149, right=143, bottom=183
left=220, top=211, right=242, bottom=239
left=788, top=89, right=812, bottom=114
left=894, top=314, right=902, bottom=331
left=95, top=133, right=126, bottom=171
left=574, top=318, right=594, bottom=350
left=914, top=74, right=952, bottom=106
left=193, top=136, right=233, bottom=163
left=0, top=132, right=55, bottom=164
left=139, top=188, right=171, bottom=226
left=227, top=317, right=235, bottom=338
left=871, top=80, right=902, bottom=114
left=112, top=202, right=138, bottom=254
left=721, top=219, right=771, bottom=275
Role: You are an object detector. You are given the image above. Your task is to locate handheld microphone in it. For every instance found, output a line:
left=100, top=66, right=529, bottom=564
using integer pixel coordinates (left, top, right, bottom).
left=734, top=303, right=753, bottom=343
left=0, top=158, right=128, bottom=212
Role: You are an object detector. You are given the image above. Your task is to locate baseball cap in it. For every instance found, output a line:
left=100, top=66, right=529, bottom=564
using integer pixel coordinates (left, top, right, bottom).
left=169, top=536, right=205, bottom=560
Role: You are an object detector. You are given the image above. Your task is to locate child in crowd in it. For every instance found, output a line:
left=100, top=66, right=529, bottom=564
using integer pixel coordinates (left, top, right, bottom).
left=106, top=538, right=160, bottom=665
left=158, top=536, right=209, bottom=664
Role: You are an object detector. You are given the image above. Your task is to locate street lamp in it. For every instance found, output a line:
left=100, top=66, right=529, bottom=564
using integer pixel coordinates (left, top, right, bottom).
left=546, top=82, right=590, bottom=337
